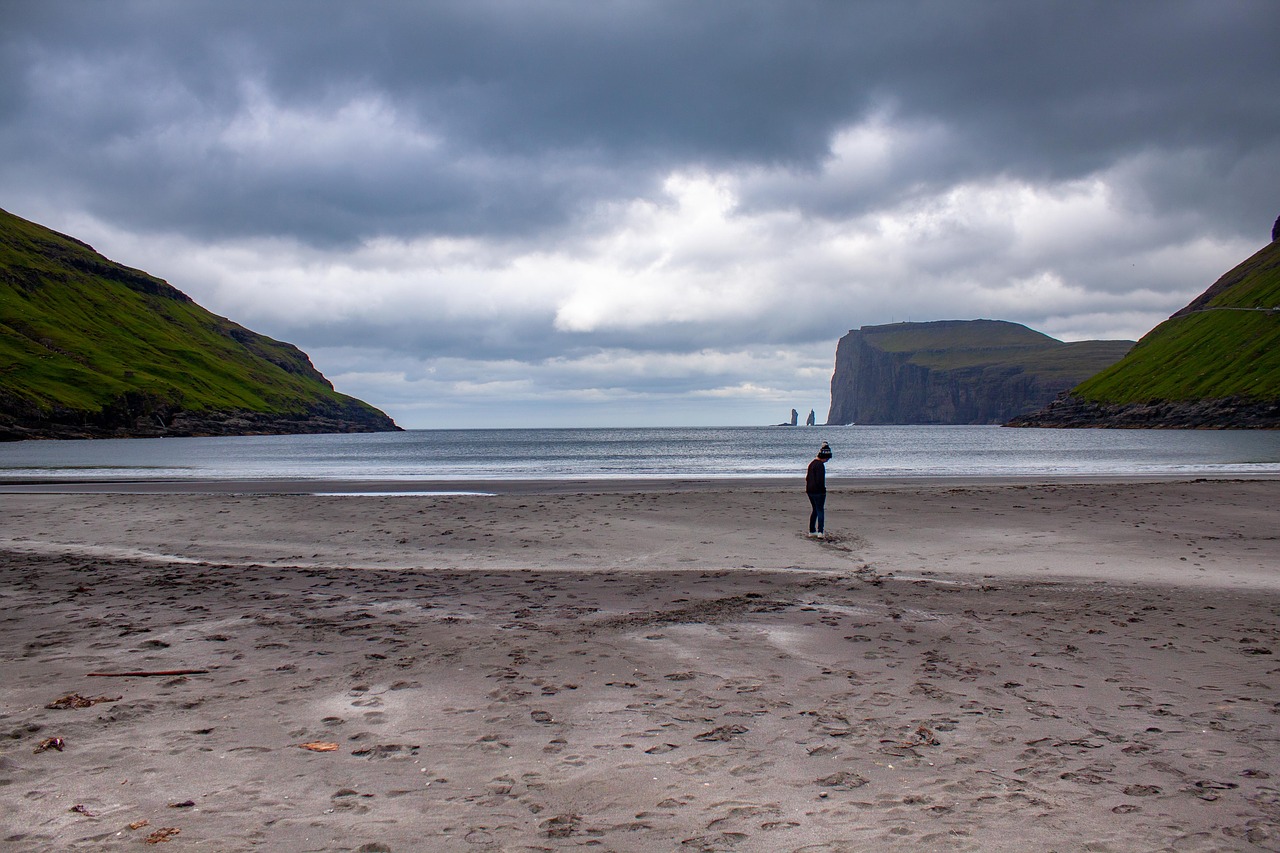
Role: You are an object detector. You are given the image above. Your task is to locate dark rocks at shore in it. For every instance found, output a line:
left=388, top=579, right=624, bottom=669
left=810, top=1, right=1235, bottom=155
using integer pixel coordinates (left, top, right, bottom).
left=0, top=396, right=399, bottom=442
left=1005, top=393, right=1280, bottom=429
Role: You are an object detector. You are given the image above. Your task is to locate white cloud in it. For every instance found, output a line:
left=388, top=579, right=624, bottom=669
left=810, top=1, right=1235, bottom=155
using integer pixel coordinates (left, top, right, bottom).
left=12, top=105, right=1264, bottom=429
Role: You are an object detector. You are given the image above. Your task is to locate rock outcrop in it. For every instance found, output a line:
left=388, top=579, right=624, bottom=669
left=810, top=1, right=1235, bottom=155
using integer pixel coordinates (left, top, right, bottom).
left=0, top=393, right=398, bottom=441
left=1005, top=394, right=1280, bottom=429
left=827, top=320, right=1133, bottom=425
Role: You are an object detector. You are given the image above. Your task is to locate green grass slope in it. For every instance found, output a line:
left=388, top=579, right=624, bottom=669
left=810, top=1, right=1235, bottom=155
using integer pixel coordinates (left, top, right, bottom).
left=862, top=318, right=1057, bottom=355
left=0, top=207, right=397, bottom=438
left=862, top=319, right=1132, bottom=374
left=1073, top=240, right=1280, bottom=403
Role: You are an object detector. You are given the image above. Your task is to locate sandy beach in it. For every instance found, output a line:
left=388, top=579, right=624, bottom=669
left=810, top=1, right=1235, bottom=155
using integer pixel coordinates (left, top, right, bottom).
left=1, top=477, right=1278, bottom=852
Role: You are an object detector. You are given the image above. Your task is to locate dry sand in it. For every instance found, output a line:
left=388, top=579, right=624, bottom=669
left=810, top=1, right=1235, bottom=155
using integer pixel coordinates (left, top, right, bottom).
left=1, top=478, right=1278, bottom=852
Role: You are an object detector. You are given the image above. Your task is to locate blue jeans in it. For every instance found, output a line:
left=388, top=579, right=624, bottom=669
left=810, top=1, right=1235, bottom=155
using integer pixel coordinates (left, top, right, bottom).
left=807, top=492, right=825, bottom=533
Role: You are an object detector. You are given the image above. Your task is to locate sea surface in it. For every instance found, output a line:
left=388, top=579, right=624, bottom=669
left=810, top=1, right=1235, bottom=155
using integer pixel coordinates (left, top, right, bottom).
left=1, top=426, right=1279, bottom=482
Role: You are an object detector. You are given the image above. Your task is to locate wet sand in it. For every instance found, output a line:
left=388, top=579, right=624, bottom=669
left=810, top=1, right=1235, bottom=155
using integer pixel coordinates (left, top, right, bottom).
left=1, top=479, right=1278, bottom=851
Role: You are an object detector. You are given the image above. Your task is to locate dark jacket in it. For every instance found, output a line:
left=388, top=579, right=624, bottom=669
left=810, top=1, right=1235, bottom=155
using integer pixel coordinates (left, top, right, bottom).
left=806, top=458, right=826, bottom=494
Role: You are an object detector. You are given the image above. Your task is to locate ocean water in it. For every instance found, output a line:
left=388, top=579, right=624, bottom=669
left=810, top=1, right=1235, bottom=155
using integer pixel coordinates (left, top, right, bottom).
left=1, top=426, right=1279, bottom=482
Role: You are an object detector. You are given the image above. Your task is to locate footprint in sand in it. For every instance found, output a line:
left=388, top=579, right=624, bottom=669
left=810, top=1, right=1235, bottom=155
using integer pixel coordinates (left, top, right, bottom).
left=681, top=832, right=749, bottom=851
left=1123, top=784, right=1161, bottom=796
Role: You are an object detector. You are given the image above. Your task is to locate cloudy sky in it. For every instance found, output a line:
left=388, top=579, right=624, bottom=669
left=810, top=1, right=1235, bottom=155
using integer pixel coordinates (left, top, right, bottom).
left=2, top=1, right=1277, bottom=428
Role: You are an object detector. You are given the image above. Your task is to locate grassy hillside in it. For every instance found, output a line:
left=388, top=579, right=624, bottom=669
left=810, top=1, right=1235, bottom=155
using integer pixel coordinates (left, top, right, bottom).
left=862, top=319, right=1057, bottom=354
left=1074, top=240, right=1280, bottom=403
left=0, top=207, right=395, bottom=436
left=862, top=319, right=1132, bottom=374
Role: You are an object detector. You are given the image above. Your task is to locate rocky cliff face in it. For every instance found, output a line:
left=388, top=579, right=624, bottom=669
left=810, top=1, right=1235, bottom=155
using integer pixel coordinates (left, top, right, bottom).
left=827, top=320, right=1133, bottom=425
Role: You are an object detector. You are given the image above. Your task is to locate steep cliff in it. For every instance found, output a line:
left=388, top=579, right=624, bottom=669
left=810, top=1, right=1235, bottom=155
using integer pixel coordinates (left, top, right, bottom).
left=0, top=207, right=399, bottom=440
left=826, top=320, right=1132, bottom=425
left=1009, top=231, right=1280, bottom=429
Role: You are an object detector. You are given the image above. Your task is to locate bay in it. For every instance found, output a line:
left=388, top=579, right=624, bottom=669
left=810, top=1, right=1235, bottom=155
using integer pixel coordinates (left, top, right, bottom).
left=1, top=425, right=1279, bottom=482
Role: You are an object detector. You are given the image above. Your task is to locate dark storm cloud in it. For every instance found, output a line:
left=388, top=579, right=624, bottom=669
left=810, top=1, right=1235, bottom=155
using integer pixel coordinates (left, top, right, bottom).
left=3, top=0, right=860, bottom=243
left=732, top=4, right=1280, bottom=235
left=6, top=1, right=1274, bottom=246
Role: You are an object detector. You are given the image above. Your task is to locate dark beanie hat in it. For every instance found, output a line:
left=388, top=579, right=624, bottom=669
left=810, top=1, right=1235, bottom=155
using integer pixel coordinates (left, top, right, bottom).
left=817, top=442, right=832, bottom=459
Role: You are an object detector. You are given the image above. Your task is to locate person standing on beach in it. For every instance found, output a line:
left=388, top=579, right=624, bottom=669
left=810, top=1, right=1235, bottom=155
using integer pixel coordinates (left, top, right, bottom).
left=806, top=442, right=832, bottom=536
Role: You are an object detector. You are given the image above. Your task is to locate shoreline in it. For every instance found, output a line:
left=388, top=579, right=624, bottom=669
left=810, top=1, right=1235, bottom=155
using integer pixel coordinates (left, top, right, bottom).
left=2, top=478, right=1278, bottom=850
left=3, top=470, right=1280, bottom=495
